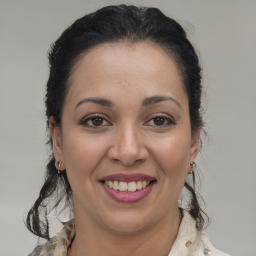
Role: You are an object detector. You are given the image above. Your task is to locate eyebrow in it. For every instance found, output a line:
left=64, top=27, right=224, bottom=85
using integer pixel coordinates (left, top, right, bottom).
left=74, top=95, right=182, bottom=110
left=142, top=95, right=182, bottom=109
left=74, top=97, right=114, bottom=110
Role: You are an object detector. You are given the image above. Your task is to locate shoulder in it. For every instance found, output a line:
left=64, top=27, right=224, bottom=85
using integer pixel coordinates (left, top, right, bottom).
left=200, top=233, right=231, bottom=256
left=28, top=245, right=43, bottom=256
left=169, top=210, right=231, bottom=256
left=28, top=236, right=58, bottom=256
left=27, top=219, right=75, bottom=256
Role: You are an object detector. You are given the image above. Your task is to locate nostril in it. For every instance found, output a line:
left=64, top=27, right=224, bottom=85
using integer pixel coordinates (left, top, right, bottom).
left=111, top=158, right=122, bottom=164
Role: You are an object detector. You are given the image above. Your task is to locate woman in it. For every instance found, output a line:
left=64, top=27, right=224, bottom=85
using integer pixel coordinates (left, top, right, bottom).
left=27, top=5, right=230, bottom=256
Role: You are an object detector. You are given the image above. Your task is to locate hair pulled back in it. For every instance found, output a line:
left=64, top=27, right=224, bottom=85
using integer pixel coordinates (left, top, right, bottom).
left=26, top=4, right=206, bottom=240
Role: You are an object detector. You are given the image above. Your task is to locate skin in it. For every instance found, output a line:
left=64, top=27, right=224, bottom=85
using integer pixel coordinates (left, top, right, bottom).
left=50, top=41, right=200, bottom=256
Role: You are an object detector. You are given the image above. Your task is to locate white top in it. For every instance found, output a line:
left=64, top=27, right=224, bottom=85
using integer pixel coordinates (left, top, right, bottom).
left=28, top=210, right=230, bottom=256
left=169, top=211, right=230, bottom=256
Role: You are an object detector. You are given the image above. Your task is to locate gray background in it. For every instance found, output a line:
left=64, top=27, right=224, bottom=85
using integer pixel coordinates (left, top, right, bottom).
left=1, top=1, right=255, bottom=255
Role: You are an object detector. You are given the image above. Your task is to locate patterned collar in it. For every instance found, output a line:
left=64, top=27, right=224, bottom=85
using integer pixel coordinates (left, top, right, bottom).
left=29, top=210, right=227, bottom=256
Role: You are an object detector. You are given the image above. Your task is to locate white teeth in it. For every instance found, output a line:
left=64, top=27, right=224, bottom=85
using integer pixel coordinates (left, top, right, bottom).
left=104, top=180, right=152, bottom=192
left=119, top=181, right=128, bottom=192
left=128, top=181, right=136, bottom=192
left=113, top=181, right=119, bottom=190
left=136, top=181, right=142, bottom=190
left=108, top=180, right=113, bottom=189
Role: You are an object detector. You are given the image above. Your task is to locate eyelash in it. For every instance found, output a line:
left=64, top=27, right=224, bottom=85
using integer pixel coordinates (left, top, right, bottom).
left=145, top=114, right=176, bottom=127
left=79, top=114, right=176, bottom=128
left=79, top=115, right=111, bottom=128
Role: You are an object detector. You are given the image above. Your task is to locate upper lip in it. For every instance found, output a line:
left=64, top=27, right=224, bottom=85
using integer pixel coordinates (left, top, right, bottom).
left=99, top=173, right=156, bottom=182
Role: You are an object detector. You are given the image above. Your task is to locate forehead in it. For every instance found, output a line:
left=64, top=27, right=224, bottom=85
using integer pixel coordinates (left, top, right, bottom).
left=66, top=41, right=187, bottom=107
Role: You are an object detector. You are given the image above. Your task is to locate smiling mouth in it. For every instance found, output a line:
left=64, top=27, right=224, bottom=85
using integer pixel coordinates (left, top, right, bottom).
left=99, top=173, right=157, bottom=203
left=99, top=173, right=157, bottom=193
left=100, top=180, right=156, bottom=192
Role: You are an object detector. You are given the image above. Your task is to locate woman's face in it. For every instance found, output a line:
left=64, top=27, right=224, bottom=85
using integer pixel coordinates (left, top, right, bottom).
left=51, top=41, right=200, bottom=234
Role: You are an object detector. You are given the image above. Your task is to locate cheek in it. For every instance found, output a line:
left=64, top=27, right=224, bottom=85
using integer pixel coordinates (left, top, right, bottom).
left=145, top=131, right=191, bottom=213
left=62, top=130, right=108, bottom=181
left=148, top=131, right=191, bottom=177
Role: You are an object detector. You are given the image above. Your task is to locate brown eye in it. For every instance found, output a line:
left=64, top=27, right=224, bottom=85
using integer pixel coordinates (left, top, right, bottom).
left=153, top=117, right=166, bottom=126
left=91, top=117, right=104, bottom=126
left=145, top=115, right=175, bottom=127
left=80, top=115, right=111, bottom=128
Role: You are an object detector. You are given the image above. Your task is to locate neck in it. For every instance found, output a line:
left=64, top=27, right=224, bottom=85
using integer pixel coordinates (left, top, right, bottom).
left=68, top=208, right=181, bottom=256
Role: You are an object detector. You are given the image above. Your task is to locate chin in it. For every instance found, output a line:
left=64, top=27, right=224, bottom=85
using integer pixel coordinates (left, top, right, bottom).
left=99, top=211, right=154, bottom=235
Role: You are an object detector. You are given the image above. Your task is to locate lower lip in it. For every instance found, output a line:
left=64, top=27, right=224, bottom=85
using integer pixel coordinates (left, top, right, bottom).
left=102, top=183, right=155, bottom=203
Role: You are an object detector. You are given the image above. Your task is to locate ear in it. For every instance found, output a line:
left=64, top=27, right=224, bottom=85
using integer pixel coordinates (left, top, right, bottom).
left=49, top=116, right=65, bottom=170
left=189, top=125, right=201, bottom=169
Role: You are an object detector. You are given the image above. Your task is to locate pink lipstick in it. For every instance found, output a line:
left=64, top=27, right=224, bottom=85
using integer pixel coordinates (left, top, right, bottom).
left=99, top=173, right=156, bottom=203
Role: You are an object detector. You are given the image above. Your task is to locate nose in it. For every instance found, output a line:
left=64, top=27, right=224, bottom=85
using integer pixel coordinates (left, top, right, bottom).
left=107, top=124, right=148, bottom=166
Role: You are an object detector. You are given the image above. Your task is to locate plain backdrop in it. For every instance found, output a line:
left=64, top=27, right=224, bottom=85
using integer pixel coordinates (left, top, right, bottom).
left=1, top=1, right=255, bottom=255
